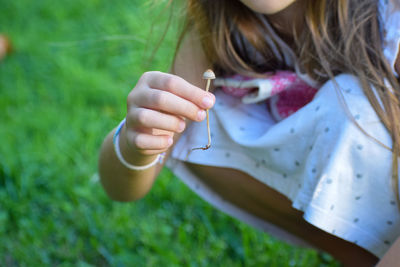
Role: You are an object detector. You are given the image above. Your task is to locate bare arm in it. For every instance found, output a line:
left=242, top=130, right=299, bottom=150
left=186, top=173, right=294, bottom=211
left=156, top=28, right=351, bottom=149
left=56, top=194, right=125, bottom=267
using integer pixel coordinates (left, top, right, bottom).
left=98, top=31, right=214, bottom=202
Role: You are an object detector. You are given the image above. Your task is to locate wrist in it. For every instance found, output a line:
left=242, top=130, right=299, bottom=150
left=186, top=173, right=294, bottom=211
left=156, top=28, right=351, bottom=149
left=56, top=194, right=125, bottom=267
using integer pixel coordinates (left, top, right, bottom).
left=119, top=122, right=159, bottom=166
left=113, top=118, right=163, bottom=171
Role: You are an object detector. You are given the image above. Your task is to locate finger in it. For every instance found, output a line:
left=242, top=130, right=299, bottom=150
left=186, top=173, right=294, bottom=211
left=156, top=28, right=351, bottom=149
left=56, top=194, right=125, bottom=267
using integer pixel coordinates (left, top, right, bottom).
left=142, top=71, right=215, bottom=109
left=129, top=108, right=186, bottom=133
left=126, top=131, right=173, bottom=151
left=139, top=88, right=207, bottom=122
left=134, top=127, right=174, bottom=137
left=123, top=127, right=169, bottom=156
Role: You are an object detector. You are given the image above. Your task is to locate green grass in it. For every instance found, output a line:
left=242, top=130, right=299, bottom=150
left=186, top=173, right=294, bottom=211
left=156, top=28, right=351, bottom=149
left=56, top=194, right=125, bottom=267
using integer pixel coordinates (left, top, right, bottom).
left=0, top=0, right=340, bottom=266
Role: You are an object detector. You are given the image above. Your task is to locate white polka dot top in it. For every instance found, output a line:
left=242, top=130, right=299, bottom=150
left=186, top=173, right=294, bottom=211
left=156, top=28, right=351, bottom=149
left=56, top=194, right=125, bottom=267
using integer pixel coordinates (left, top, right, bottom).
left=166, top=0, right=400, bottom=258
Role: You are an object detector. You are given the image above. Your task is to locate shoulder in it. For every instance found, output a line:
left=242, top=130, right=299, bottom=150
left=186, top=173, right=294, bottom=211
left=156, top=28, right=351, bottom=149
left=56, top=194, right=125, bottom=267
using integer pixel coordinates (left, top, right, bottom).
left=171, top=29, right=211, bottom=89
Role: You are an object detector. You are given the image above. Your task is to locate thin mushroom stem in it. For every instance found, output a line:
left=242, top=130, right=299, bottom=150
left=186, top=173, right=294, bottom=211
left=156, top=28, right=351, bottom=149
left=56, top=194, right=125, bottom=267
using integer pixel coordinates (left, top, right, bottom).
left=185, top=70, right=215, bottom=161
left=205, top=78, right=211, bottom=148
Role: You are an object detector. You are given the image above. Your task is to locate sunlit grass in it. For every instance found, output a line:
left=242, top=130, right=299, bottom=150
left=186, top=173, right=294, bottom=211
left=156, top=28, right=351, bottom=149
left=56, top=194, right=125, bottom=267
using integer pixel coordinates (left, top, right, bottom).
left=0, top=0, right=340, bottom=266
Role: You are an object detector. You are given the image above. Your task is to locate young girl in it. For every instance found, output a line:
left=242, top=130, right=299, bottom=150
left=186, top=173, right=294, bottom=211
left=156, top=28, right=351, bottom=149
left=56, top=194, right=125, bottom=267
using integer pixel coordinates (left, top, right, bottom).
left=99, top=0, right=400, bottom=266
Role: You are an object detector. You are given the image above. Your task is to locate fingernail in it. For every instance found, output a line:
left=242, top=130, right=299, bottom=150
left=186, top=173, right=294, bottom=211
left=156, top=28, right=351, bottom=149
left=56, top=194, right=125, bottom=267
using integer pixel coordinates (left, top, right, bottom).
left=178, top=121, right=185, bottom=132
left=202, top=97, right=214, bottom=108
left=167, top=137, right=173, bottom=146
left=197, top=110, right=206, bottom=120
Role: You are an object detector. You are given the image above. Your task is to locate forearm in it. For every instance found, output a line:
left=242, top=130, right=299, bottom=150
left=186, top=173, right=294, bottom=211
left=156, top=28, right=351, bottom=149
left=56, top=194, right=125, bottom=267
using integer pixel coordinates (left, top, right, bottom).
left=376, top=236, right=400, bottom=267
left=98, top=29, right=211, bottom=202
left=98, top=127, right=162, bottom=202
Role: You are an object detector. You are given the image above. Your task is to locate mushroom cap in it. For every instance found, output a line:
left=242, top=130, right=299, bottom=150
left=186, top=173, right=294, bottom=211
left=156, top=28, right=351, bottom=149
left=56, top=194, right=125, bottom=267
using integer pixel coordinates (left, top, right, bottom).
left=203, top=69, right=216, bottom=79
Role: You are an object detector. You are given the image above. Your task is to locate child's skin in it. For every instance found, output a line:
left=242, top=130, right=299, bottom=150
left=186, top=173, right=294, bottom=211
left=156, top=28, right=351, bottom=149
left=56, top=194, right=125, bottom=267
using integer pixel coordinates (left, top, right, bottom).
left=99, top=31, right=214, bottom=202
left=239, top=0, right=297, bottom=14
left=99, top=1, right=400, bottom=266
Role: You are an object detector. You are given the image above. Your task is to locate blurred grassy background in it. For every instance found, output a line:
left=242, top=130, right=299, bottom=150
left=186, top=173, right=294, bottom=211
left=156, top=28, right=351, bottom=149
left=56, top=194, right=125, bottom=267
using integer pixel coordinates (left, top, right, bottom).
left=0, top=0, right=340, bottom=266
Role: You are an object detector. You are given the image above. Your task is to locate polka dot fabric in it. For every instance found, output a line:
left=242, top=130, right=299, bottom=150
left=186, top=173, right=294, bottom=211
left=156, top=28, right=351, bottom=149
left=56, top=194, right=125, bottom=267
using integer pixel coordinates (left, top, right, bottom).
left=167, top=74, right=400, bottom=258
left=166, top=1, right=400, bottom=258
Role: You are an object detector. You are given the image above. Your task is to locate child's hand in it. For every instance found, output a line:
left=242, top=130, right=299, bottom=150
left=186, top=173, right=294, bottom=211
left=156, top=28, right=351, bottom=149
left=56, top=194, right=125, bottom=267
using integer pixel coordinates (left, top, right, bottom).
left=123, top=71, right=215, bottom=156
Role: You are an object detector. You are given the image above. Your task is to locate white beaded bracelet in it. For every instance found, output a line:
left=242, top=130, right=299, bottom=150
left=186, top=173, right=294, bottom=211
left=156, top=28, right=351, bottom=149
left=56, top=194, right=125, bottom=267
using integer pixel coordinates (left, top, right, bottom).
left=113, top=118, right=164, bottom=170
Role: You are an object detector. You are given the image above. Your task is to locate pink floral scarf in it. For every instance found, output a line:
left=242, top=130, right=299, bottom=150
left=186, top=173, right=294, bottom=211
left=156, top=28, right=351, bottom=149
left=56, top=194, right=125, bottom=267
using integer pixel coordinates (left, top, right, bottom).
left=214, top=70, right=319, bottom=121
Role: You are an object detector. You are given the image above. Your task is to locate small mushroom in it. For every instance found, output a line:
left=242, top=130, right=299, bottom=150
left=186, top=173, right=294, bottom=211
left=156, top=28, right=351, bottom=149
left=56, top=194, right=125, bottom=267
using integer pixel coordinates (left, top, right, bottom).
left=185, top=69, right=216, bottom=160
left=203, top=69, right=216, bottom=80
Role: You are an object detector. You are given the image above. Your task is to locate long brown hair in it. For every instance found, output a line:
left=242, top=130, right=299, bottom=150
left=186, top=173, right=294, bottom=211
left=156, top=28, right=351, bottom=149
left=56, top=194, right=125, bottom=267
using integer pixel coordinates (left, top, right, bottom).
left=174, top=0, right=400, bottom=208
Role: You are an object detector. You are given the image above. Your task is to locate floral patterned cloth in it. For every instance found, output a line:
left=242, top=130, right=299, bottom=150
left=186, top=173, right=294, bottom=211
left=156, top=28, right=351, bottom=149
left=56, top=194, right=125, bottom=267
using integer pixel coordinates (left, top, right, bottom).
left=214, top=71, right=318, bottom=121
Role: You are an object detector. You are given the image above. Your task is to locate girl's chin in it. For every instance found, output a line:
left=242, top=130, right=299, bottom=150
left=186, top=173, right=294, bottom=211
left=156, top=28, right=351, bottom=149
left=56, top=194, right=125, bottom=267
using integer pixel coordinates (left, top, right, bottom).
left=239, top=0, right=297, bottom=15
